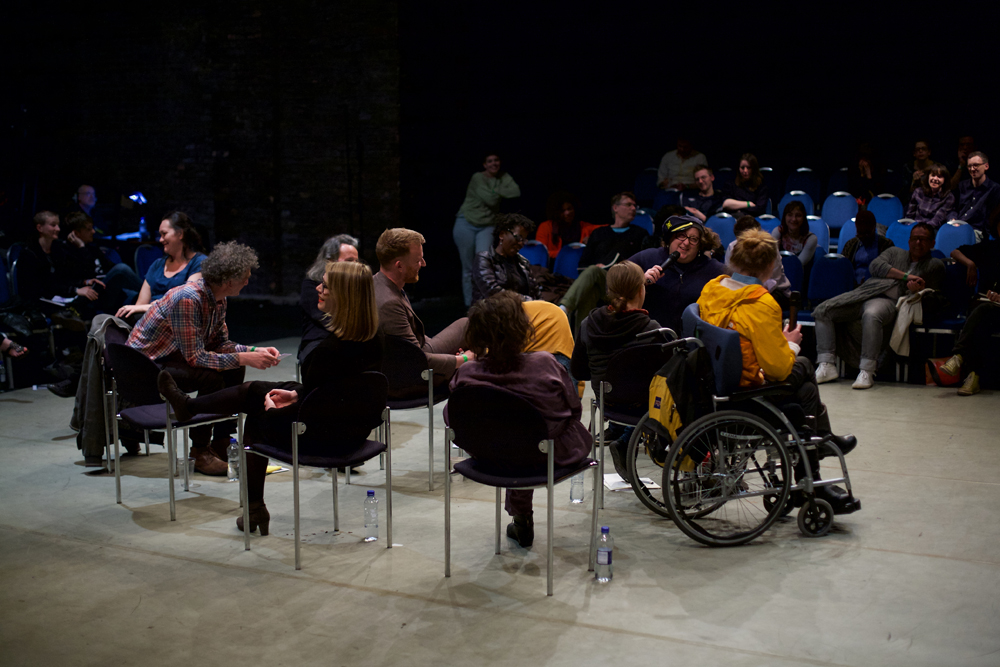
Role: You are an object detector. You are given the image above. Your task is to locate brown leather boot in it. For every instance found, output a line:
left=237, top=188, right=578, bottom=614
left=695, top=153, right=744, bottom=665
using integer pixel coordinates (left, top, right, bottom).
left=236, top=501, right=270, bottom=536
left=191, top=446, right=228, bottom=476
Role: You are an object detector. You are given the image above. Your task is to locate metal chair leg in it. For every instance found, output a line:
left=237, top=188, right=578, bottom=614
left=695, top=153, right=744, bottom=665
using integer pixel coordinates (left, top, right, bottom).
left=444, top=426, right=452, bottom=578
left=240, top=443, right=250, bottom=551
left=332, top=468, right=339, bottom=532
left=182, top=430, right=190, bottom=493
left=384, top=408, right=393, bottom=548
left=424, top=369, right=435, bottom=491
left=546, top=439, right=555, bottom=597
left=292, top=421, right=305, bottom=570
left=165, top=410, right=176, bottom=522
left=495, top=487, right=501, bottom=555
left=589, top=462, right=599, bottom=572
left=598, top=384, right=607, bottom=510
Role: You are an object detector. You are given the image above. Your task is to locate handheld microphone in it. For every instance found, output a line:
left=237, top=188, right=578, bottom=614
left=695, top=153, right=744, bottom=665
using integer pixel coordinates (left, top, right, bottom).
left=788, top=291, right=801, bottom=329
left=658, top=250, right=681, bottom=272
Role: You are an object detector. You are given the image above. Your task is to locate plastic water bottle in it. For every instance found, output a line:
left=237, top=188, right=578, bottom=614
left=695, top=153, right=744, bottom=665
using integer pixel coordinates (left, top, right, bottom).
left=595, top=526, right=613, bottom=583
left=364, top=490, right=378, bottom=542
left=138, top=217, right=148, bottom=240
left=227, top=438, right=240, bottom=481
left=570, top=473, right=584, bottom=504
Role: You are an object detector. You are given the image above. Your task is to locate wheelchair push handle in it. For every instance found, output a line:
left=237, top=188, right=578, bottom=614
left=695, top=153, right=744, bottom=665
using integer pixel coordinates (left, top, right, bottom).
left=636, top=327, right=678, bottom=342
left=659, top=336, right=703, bottom=352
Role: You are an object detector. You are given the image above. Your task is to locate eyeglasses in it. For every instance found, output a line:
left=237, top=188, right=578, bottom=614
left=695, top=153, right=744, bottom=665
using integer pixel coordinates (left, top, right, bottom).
left=910, top=236, right=933, bottom=244
left=967, top=162, right=985, bottom=170
left=510, top=232, right=524, bottom=243
left=675, top=233, right=701, bottom=245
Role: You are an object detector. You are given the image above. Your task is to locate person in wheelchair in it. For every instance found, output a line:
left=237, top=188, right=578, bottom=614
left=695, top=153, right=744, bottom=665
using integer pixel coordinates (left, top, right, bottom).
left=697, top=229, right=860, bottom=514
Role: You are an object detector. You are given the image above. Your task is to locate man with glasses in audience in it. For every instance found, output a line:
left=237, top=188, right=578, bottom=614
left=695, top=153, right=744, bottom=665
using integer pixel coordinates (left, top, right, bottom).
left=681, top=165, right=724, bottom=222
left=72, top=184, right=111, bottom=236
left=951, top=151, right=1000, bottom=241
left=814, top=223, right=945, bottom=390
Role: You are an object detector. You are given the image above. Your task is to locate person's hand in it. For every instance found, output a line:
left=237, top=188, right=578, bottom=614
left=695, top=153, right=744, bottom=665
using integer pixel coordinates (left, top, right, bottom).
left=859, top=158, right=873, bottom=179
left=76, top=286, right=99, bottom=300
left=264, top=389, right=298, bottom=410
left=116, top=303, right=147, bottom=318
left=644, top=266, right=663, bottom=284
left=258, top=346, right=281, bottom=360
left=912, top=170, right=924, bottom=182
left=907, top=275, right=926, bottom=293
left=84, top=278, right=106, bottom=289
left=240, top=348, right=279, bottom=369
left=958, top=150, right=968, bottom=165
left=782, top=323, right=802, bottom=346
left=67, top=231, right=85, bottom=248
left=684, top=206, right=707, bottom=222
left=966, top=264, right=979, bottom=287
left=987, top=290, right=999, bottom=303
left=456, top=349, right=476, bottom=367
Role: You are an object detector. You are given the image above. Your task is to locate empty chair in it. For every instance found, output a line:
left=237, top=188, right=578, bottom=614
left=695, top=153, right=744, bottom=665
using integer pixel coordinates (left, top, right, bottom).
left=652, top=188, right=681, bottom=210
left=756, top=214, right=780, bottom=234
left=826, top=168, right=850, bottom=198
left=785, top=168, right=823, bottom=208
left=444, top=385, right=598, bottom=596
left=887, top=220, right=917, bottom=249
left=836, top=219, right=857, bottom=254
left=633, top=168, right=659, bottom=206
left=632, top=209, right=655, bottom=235
left=714, top=167, right=736, bottom=192
left=518, top=240, right=549, bottom=267
left=867, top=194, right=904, bottom=229
left=706, top=213, right=737, bottom=249
left=781, top=251, right=804, bottom=293
left=807, top=254, right=856, bottom=308
left=935, top=220, right=977, bottom=257
left=552, top=242, right=586, bottom=279
left=821, top=192, right=859, bottom=233
left=134, top=243, right=164, bottom=278
left=778, top=191, right=816, bottom=216
left=807, top=216, right=831, bottom=254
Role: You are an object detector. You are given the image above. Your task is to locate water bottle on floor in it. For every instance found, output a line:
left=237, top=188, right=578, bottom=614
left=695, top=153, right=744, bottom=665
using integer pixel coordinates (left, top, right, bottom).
left=570, top=473, right=584, bottom=504
left=227, top=438, right=240, bottom=481
left=595, top=526, right=613, bottom=583
left=364, top=490, right=378, bottom=542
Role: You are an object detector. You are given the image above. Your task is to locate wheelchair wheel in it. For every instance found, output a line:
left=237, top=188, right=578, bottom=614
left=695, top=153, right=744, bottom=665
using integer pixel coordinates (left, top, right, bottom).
left=663, top=410, right=791, bottom=547
left=797, top=498, right=833, bottom=537
left=626, top=412, right=671, bottom=518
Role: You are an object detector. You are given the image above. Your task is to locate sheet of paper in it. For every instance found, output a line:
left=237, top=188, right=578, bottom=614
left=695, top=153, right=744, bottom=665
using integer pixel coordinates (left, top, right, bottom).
left=603, top=473, right=660, bottom=491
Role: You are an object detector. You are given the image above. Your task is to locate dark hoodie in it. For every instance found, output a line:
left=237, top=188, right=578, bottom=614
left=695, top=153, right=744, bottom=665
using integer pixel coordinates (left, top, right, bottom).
left=570, top=305, right=661, bottom=389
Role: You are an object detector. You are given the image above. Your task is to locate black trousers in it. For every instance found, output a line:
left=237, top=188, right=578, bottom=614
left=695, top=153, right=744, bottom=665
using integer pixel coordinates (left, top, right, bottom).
left=953, top=302, right=1000, bottom=374
left=157, top=352, right=246, bottom=448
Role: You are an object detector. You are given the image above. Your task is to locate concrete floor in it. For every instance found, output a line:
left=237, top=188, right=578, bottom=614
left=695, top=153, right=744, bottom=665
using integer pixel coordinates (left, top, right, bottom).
left=1, top=336, right=999, bottom=666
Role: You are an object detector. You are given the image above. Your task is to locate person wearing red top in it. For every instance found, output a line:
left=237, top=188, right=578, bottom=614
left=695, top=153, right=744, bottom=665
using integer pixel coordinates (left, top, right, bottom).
left=534, top=192, right=601, bottom=259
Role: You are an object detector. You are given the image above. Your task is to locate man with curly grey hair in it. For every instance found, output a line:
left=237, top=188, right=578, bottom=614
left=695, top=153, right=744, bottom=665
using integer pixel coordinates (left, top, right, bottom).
left=127, top=241, right=281, bottom=474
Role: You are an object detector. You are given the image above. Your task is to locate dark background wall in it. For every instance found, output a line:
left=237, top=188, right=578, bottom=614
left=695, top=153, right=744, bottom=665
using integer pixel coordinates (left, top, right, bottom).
left=3, top=4, right=990, bottom=301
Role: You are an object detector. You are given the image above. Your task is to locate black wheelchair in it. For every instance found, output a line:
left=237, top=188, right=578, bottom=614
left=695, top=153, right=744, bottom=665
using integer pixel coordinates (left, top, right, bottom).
left=626, top=303, right=859, bottom=547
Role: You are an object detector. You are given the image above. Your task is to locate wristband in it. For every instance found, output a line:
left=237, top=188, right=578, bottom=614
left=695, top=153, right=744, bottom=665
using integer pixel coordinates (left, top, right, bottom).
left=903, top=273, right=910, bottom=281
left=250, top=346, right=257, bottom=352
left=462, top=354, right=469, bottom=363
left=747, top=201, right=752, bottom=209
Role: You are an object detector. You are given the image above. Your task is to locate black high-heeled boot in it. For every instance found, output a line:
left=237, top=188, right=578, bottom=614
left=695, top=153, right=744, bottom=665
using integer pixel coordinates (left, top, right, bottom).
left=236, top=501, right=270, bottom=536
left=815, top=407, right=857, bottom=458
left=157, top=370, right=193, bottom=422
left=505, top=514, right=534, bottom=548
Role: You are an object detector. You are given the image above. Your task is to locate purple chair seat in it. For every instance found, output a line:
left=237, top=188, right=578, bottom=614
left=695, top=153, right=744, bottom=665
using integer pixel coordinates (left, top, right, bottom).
left=453, top=457, right=596, bottom=489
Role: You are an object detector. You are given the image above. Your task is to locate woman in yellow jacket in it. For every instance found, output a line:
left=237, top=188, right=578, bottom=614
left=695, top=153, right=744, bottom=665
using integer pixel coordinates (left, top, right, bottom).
left=696, top=229, right=860, bottom=514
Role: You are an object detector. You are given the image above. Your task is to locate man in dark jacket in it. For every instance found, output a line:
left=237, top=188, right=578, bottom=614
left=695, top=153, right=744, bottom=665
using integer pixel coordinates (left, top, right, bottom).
left=842, top=211, right=895, bottom=285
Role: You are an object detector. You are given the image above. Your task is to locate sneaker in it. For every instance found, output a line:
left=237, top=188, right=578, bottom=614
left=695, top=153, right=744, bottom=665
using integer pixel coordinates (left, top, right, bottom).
left=957, top=372, right=980, bottom=396
left=815, top=362, right=839, bottom=384
left=852, top=370, right=874, bottom=390
left=940, top=354, right=963, bottom=376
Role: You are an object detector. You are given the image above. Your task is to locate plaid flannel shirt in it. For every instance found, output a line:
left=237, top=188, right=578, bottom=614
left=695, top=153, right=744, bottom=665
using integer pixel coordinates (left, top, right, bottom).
left=127, top=279, right=247, bottom=370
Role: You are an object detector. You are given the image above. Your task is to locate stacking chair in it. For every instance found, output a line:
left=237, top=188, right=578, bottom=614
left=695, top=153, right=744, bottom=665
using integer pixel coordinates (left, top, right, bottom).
left=553, top=243, right=586, bottom=279
left=785, top=168, right=823, bottom=208
left=239, top=372, right=392, bottom=569
left=518, top=240, right=549, bottom=268
left=867, top=194, right=904, bottom=230
left=382, top=335, right=448, bottom=490
left=652, top=188, right=681, bottom=210
left=836, top=219, right=857, bottom=254
left=444, top=385, right=599, bottom=596
left=633, top=168, right=659, bottom=206
left=887, top=220, right=917, bottom=249
left=706, top=213, right=737, bottom=248
left=826, top=168, right=850, bottom=197
left=805, top=216, right=831, bottom=254
left=106, top=343, right=240, bottom=520
left=780, top=252, right=804, bottom=293
left=632, top=209, right=655, bottom=235
left=935, top=220, right=976, bottom=257
left=100, top=245, right=124, bottom=266
left=821, top=192, right=859, bottom=235
left=134, top=243, right=164, bottom=278
left=804, top=254, right=854, bottom=311
left=756, top=214, right=779, bottom=234
left=778, top=191, right=815, bottom=216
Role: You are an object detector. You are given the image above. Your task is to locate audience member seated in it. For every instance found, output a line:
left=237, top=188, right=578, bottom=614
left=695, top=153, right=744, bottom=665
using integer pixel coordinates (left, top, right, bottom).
left=127, top=242, right=281, bottom=474
left=772, top=201, right=818, bottom=273
left=472, top=213, right=541, bottom=303
left=570, top=261, right=660, bottom=480
left=116, top=212, right=207, bottom=321
left=906, top=164, right=956, bottom=229
left=158, top=261, right=382, bottom=534
left=446, top=291, right=591, bottom=549
left=681, top=165, right=724, bottom=222
left=70, top=184, right=110, bottom=235
left=559, top=192, right=648, bottom=330
left=535, top=191, right=600, bottom=259
left=374, top=228, right=474, bottom=395
left=846, top=143, right=886, bottom=207
left=948, top=135, right=976, bottom=190
left=939, top=219, right=1000, bottom=396
left=902, top=139, right=935, bottom=194
left=697, top=230, right=859, bottom=514
left=724, top=216, right=792, bottom=309
left=453, top=153, right=521, bottom=307
left=657, top=137, right=708, bottom=190
left=842, top=211, right=895, bottom=286
left=64, top=211, right=143, bottom=314
left=950, top=152, right=1000, bottom=240
left=629, top=215, right=725, bottom=334
left=298, top=234, right=359, bottom=365
left=721, top=153, right=770, bottom=216
left=813, top=223, right=945, bottom=390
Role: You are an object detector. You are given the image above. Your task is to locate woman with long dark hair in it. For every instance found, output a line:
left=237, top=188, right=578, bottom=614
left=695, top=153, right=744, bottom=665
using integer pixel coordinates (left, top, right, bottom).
left=905, top=164, right=955, bottom=229
left=722, top=153, right=770, bottom=216
left=772, top=200, right=818, bottom=269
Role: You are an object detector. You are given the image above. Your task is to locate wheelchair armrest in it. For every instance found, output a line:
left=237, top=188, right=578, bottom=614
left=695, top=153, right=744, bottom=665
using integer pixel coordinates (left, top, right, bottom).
left=725, top=382, right=796, bottom=402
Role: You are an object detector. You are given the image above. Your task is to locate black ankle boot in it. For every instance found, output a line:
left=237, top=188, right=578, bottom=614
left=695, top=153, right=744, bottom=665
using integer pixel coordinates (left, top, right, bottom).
left=815, top=407, right=857, bottom=458
left=157, top=371, right=192, bottom=422
left=506, top=514, right=534, bottom=548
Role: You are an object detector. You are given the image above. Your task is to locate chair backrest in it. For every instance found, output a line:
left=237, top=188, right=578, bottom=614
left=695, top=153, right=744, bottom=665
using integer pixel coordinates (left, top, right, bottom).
left=821, top=192, right=859, bottom=231
left=807, top=253, right=855, bottom=306
left=785, top=168, right=822, bottom=207
left=0, top=252, right=10, bottom=306
left=100, top=245, right=123, bottom=266
left=807, top=216, right=830, bottom=254
left=297, top=372, right=389, bottom=449
left=134, top=244, right=164, bottom=278
left=381, top=335, right=431, bottom=390
left=106, top=343, right=165, bottom=406
left=652, top=188, right=681, bottom=210
left=713, top=167, right=736, bottom=192
left=935, top=220, right=976, bottom=257
left=778, top=191, right=815, bottom=217
left=756, top=214, right=779, bottom=234
left=886, top=220, right=916, bottom=249
left=447, top=385, right=550, bottom=472
left=867, top=193, right=904, bottom=229
left=632, top=210, right=655, bottom=235
left=780, top=252, right=804, bottom=293
left=6, top=242, right=24, bottom=269
left=602, top=343, right=673, bottom=405
left=552, top=243, right=586, bottom=279
left=936, top=261, right=974, bottom=320
left=682, top=303, right=742, bottom=397
left=836, top=218, right=857, bottom=254
left=518, top=241, right=549, bottom=267
left=633, top=167, right=659, bottom=206
left=706, top=213, right=737, bottom=249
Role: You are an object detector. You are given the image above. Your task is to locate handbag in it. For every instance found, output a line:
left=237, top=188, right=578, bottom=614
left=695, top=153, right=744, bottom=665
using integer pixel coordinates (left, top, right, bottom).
left=925, top=357, right=960, bottom=387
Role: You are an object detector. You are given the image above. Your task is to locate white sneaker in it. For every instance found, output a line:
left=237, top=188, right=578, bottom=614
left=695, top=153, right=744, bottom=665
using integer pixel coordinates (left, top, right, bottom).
left=852, top=370, right=874, bottom=390
left=815, top=362, right=839, bottom=384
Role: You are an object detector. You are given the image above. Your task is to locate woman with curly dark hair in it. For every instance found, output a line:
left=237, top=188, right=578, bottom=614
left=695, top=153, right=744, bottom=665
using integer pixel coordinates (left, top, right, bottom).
left=471, top=213, right=541, bottom=304
left=446, top=291, right=591, bottom=548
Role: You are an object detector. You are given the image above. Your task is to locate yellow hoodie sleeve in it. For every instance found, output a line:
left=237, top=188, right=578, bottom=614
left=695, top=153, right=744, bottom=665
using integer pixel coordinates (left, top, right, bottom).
left=745, top=297, right=796, bottom=382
